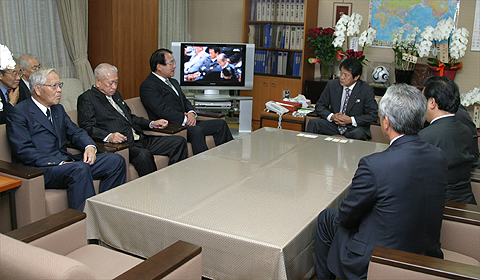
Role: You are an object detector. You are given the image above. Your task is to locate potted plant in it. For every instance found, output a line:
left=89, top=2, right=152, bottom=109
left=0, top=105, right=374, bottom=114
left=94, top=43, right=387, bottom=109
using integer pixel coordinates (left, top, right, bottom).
left=307, top=27, right=340, bottom=79
left=391, top=27, right=421, bottom=84
left=417, top=17, right=469, bottom=81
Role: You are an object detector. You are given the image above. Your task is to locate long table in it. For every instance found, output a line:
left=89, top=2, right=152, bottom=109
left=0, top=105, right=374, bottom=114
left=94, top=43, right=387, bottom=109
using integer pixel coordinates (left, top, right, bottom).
left=85, top=127, right=388, bottom=279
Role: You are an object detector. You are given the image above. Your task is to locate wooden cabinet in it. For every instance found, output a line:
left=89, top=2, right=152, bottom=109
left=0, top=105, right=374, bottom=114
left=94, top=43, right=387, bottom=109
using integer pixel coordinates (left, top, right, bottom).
left=88, top=0, right=158, bottom=100
left=240, top=0, right=319, bottom=130
left=242, top=75, right=301, bottom=129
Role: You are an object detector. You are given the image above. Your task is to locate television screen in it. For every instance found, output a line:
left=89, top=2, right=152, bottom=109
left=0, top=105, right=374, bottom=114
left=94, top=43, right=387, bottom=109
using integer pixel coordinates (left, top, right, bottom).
left=172, top=42, right=254, bottom=92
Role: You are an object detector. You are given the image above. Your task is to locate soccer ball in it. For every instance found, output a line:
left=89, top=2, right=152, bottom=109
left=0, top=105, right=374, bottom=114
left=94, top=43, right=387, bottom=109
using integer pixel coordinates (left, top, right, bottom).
left=372, top=66, right=390, bottom=83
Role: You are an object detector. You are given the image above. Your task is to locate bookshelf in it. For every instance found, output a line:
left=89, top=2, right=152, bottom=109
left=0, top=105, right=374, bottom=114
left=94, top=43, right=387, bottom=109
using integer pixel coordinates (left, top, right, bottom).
left=240, top=0, right=319, bottom=130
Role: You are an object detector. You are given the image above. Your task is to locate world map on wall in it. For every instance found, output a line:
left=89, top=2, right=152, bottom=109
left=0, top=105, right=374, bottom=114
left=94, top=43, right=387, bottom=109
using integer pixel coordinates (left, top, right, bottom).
left=368, top=0, right=460, bottom=47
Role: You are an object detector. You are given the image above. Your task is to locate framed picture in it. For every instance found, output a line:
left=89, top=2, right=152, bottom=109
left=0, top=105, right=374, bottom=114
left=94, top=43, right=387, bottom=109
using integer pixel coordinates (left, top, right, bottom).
left=333, top=3, right=352, bottom=26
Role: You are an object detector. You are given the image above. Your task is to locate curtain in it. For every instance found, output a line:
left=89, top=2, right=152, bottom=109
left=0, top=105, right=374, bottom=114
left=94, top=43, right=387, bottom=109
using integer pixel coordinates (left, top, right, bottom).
left=158, top=0, right=190, bottom=49
left=0, top=0, right=74, bottom=78
left=56, top=0, right=94, bottom=90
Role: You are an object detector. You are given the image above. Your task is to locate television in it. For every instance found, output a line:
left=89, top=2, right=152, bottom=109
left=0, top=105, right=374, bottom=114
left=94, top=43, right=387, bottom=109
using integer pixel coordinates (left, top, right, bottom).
left=171, top=42, right=255, bottom=96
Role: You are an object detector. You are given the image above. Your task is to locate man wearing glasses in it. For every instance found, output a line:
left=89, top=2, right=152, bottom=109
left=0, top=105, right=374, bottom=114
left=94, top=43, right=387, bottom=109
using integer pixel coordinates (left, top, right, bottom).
left=0, top=61, right=21, bottom=124
left=140, top=48, right=233, bottom=155
left=6, top=68, right=126, bottom=211
left=18, top=54, right=41, bottom=103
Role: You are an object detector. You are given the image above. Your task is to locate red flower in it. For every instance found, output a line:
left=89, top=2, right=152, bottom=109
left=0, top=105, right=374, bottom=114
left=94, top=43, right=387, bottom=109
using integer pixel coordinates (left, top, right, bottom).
left=335, top=50, right=345, bottom=60
left=325, top=28, right=335, bottom=36
left=355, top=51, right=363, bottom=58
left=312, top=34, right=317, bottom=39
left=312, top=58, right=320, bottom=63
left=314, top=28, right=320, bottom=34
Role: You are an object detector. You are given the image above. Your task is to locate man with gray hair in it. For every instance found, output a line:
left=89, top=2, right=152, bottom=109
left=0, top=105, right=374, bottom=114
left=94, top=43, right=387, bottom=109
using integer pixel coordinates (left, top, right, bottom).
left=18, top=53, right=41, bottom=103
left=78, top=63, right=188, bottom=177
left=6, top=68, right=127, bottom=210
left=314, top=84, right=447, bottom=279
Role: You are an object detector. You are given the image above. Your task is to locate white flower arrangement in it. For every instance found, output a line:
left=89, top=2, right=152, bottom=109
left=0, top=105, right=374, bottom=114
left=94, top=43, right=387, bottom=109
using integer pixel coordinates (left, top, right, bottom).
left=392, top=27, right=421, bottom=70
left=416, top=17, right=469, bottom=69
left=460, top=87, right=480, bottom=107
left=359, top=28, right=377, bottom=47
left=0, top=44, right=16, bottom=71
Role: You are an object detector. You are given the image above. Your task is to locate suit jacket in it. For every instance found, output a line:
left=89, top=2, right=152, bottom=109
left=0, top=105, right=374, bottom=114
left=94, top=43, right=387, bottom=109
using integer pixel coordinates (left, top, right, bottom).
left=0, top=92, right=6, bottom=124
left=455, top=105, right=479, bottom=168
left=419, top=116, right=476, bottom=203
left=315, top=79, right=378, bottom=128
left=328, top=134, right=447, bottom=279
left=6, top=98, right=94, bottom=167
left=140, top=73, right=194, bottom=125
left=77, top=87, right=151, bottom=144
left=17, top=79, right=31, bottom=104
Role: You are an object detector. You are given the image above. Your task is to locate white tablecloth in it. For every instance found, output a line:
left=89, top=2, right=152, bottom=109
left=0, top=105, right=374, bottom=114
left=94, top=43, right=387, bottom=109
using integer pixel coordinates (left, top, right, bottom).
left=85, top=128, right=387, bottom=279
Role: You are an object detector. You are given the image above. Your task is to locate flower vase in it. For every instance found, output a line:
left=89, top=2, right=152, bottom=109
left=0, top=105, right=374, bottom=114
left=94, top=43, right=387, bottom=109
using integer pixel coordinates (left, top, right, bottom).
left=395, top=69, right=414, bottom=85
left=434, top=69, right=457, bottom=81
left=321, top=61, right=332, bottom=80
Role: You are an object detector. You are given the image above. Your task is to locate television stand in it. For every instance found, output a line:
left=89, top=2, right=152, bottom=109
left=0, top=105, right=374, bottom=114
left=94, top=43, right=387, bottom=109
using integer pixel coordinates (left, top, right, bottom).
left=187, top=94, right=253, bottom=138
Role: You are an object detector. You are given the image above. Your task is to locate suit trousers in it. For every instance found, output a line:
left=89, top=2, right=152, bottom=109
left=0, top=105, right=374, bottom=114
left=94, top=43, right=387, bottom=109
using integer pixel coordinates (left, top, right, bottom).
left=38, top=153, right=127, bottom=210
left=130, top=135, right=188, bottom=177
left=315, top=208, right=342, bottom=280
left=307, top=118, right=370, bottom=140
left=187, top=119, right=233, bottom=155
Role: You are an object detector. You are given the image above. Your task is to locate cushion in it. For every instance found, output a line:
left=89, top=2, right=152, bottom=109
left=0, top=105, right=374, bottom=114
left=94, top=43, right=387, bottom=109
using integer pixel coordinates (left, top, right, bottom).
left=67, top=244, right=143, bottom=279
left=0, top=234, right=95, bottom=280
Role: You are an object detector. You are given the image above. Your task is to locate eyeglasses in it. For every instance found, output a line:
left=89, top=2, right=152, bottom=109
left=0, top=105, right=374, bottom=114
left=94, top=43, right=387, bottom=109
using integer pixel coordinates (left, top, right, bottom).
left=165, top=60, right=176, bottom=66
left=32, top=64, right=41, bottom=71
left=106, top=80, right=119, bottom=87
left=42, top=82, right=64, bottom=90
left=5, top=70, right=20, bottom=77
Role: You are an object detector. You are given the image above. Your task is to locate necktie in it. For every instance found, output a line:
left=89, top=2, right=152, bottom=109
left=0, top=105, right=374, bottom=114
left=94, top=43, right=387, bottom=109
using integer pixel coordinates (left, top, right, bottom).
left=46, top=108, right=53, bottom=124
left=165, top=79, right=179, bottom=96
left=106, top=96, right=140, bottom=141
left=4, top=89, right=10, bottom=103
left=338, top=88, right=351, bottom=134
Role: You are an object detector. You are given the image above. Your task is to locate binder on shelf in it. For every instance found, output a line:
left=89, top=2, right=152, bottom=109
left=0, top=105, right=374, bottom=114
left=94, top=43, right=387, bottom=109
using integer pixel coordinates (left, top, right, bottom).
left=275, top=0, right=281, bottom=21
left=279, top=0, right=286, bottom=22
left=284, top=25, right=291, bottom=49
left=265, top=24, right=272, bottom=48
left=282, top=52, right=288, bottom=75
left=275, top=24, right=283, bottom=48
left=251, top=0, right=257, bottom=20
left=299, top=0, right=305, bottom=21
left=256, top=0, right=262, bottom=21
left=261, top=0, right=266, bottom=21
left=295, top=26, right=302, bottom=49
left=266, top=0, right=271, bottom=21
left=290, top=26, right=297, bottom=49
left=286, top=52, right=295, bottom=76
left=294, top=0, right=299, bottom=22
left=280, top=25, right=286, bottom=49
left=284, top=0, right=291, bottom=22
left=248, top=25, right=256, bottom=44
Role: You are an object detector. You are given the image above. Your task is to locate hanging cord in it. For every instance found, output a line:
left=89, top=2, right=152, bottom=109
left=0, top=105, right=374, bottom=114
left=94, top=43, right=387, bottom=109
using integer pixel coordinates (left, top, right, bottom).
left=277, top=113, right=283, bottom=129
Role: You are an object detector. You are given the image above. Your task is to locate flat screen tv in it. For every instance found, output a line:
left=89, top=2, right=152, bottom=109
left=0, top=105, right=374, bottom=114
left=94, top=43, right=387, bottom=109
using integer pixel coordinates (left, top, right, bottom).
left=171, top=42, right=255, bottom=95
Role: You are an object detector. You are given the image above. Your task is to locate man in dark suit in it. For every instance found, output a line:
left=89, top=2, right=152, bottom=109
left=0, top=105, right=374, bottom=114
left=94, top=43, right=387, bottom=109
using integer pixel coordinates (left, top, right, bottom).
left=306, top=58, right=378, bottom=140
left=6, top=68, right=126, bottom=210
left=419, top=76, right=476, bottom=204
left=78, top=63, right=188, bottom=177
left=140, top=48, right=233, bottom=155
left=315, top=84, right=447, bottom=279
left=18, top=54, right=41, bottom=104
left=456, top=104, right=479, bottom=168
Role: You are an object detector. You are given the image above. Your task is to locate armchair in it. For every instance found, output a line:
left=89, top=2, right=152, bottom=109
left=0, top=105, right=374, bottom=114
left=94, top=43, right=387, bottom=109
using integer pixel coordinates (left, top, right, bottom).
left=1, top=209, right=202, bottom=279
left=367, top=202, right=480, bottom=279
left=124, top=97, right=218, bottom=157
left=66, top=110, right=169, bottom=182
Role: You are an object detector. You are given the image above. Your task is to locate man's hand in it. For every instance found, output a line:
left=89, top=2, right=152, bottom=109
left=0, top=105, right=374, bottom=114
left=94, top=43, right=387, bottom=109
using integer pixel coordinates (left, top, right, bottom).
left=8, top=87, right=20, bottom=105
left=332, top=113, right=352, bottom=127
left=83, top=146, right=97, bottom=165
left=107, top=132, right=127, bottom=144
left=151, top=119, right=168, bottom=129
left=185, top=112, right=196, bottom=126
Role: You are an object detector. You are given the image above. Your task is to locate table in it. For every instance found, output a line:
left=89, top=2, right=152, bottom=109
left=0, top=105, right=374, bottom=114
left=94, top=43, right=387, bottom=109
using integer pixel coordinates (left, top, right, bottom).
left=0, top=175, right=22, bottom=230
left=85, top=128, right=388, bottom=279
left=260, top=111, right=306, bottom=131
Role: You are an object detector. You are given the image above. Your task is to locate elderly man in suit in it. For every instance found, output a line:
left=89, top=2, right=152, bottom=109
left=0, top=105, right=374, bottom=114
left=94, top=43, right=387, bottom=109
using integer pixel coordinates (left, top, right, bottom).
left=306, top=58, right=378, bottom=140
left=6, top=68, right=126, bottom=210
left=18, top=54, right=41, bottom=103
left=0, top=59, right=21, bottom=124
left=419, top=76, right=476, bottom=204
left=315, top=84, right=447, bottom=279
left=77, top=63, right=188, bottom=177
left=140, top=48, right=233, bottom=155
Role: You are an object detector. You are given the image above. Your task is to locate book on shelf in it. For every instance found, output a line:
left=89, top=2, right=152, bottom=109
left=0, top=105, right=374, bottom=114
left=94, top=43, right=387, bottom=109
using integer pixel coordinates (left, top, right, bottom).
left=284, top=25, right=291, bottom=49
left=290, top=26, right=297, bottom=50
left=251, top=0, right=305, bottom=23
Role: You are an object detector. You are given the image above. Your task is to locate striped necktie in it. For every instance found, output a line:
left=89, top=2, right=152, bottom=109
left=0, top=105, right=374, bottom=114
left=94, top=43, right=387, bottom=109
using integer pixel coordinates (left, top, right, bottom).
left=46, top=108, right=53, bottom=124
left=338, top=88, right=351, bottom=135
